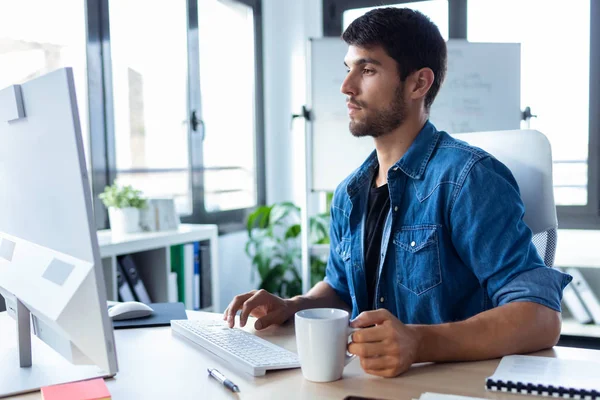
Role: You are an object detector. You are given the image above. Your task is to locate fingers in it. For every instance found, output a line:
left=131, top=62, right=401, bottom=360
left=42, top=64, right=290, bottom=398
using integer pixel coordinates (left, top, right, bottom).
left=223, top=291, right=256, bottom=328
left=359, top=355, right=395, bottom=372
left=350, top=325, right=388, bottom=343
left=254, top=308, right=288, bottom=331
left=348, top=342, right=384, bottom=358
left=350, top=309, right=393, bottom=328
left=364, top=368, right=398, bottom=378
left=239, top=289, right=270, bottom=327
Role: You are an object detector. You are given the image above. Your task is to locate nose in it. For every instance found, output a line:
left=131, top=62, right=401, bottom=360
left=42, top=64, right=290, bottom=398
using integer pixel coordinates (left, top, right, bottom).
left=340, top=71, right=357, bottom=97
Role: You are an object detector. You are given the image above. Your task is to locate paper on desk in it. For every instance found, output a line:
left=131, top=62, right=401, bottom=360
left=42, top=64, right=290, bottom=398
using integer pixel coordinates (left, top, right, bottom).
left=414, top=393, right=487, bottom=400
left=487, top=355, right=600, bottom=391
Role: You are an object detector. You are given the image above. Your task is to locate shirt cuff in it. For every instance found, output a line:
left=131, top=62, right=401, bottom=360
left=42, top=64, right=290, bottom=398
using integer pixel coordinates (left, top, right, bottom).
left=492, top=267, right=573, bottom=312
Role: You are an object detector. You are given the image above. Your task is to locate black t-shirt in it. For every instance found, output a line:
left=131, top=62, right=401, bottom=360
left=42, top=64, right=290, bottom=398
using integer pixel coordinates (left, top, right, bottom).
left=364, top=174, right=390, bottom=310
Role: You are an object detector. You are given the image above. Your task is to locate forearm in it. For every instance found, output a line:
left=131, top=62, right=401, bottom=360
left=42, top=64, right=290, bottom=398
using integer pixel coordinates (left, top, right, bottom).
left=412, top=302, right=561, bottom=363
left=288, top=281, right=351, bottom=313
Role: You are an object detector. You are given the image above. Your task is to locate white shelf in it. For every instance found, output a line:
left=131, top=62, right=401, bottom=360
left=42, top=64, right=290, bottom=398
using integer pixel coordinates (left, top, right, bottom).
left=562, top=318, right=600, bottom=338
left=97, top=224, right=219, bottom=311
left=97, top=224, right=217, bottom=258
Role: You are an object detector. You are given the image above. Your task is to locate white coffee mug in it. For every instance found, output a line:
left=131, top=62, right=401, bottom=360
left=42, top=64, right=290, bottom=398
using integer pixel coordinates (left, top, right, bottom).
left=295, top=308, right=358, bottom=382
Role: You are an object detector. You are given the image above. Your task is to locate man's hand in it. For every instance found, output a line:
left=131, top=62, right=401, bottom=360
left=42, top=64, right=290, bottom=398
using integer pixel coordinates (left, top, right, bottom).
left=348, top=309, right=421, bottom=378
left=223, top=289, right=297, bottom=330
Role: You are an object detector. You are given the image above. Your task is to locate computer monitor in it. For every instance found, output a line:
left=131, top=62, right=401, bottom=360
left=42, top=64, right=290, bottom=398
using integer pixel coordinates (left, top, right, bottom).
left=0, top=68, right=118, bottom=397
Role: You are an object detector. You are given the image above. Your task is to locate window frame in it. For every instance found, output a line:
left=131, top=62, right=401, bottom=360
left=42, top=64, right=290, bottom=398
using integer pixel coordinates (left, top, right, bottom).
left=322, top=0, right=600, bottom=229
left=86, top=0, right=266, bottom=233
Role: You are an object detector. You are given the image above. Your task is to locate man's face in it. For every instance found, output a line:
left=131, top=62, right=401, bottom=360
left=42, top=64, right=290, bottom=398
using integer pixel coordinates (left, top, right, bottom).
left=341, top=44, right=406, bottom=138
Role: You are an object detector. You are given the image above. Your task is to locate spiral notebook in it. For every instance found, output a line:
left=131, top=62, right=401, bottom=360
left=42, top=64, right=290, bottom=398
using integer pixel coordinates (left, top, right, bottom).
left=486, top=355, right=600, bottom=398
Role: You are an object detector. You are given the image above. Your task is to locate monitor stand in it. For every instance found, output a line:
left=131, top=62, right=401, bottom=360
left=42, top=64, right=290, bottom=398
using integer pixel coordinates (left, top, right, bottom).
left=0, top=307, right=111, bottom=398
left=15, top=297, right=32, bottom=367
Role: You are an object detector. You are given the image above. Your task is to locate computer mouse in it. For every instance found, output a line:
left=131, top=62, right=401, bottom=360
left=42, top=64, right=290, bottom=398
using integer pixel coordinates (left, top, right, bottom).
left=108, top=301, right=153, bottom=321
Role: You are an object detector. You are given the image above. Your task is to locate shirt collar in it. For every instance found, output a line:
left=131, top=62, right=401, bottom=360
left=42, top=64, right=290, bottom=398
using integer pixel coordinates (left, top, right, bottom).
left=347, top=121, right=440, bottom=197
left=394, top=120, right=440, bottom=180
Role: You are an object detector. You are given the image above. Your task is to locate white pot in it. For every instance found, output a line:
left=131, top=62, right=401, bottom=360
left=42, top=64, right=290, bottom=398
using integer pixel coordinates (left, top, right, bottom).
left=109, top=207, right=141, bottom=235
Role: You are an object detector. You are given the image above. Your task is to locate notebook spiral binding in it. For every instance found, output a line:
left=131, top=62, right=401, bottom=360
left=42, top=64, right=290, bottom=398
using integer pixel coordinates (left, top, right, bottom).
left=486, top=378, right=600, bottom=399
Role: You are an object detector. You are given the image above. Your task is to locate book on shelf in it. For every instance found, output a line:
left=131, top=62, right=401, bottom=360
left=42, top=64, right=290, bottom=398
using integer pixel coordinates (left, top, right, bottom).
left=193, top=242, right=201, bottom=310
left=200, top=243, right=212, bottom=309
left=168, top=271, right=179, bottom=303
left=170, top=242, right=211, bottom=310
left=116, top=261, right=135, bottom=302
left=183, top=243, right=195, bottom=309
left=170, top=244, right=185, bottom=304
left=118, top=255, right=152, bottom=304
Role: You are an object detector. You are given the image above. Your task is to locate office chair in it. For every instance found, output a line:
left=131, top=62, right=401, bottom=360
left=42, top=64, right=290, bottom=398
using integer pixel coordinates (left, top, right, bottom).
left=451, top=130, right=557, bottom=267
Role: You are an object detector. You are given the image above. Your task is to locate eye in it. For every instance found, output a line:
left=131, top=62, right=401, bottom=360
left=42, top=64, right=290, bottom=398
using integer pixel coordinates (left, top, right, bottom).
left=362, top=68, right=375, bottom=75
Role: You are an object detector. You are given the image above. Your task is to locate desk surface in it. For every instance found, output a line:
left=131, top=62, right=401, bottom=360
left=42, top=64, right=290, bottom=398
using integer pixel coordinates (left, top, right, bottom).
left=3, top=311, right=600, bottom=400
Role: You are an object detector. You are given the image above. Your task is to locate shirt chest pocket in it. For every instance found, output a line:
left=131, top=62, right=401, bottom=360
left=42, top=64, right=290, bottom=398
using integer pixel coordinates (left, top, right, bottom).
left=393, top=226, right=442, bottom=295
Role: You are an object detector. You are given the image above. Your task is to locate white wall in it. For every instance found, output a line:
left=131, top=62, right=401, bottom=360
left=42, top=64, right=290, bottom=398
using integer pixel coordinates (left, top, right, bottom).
left=216, top=0, right=323, bottom=311
left=263, top=0, right=323, bottom=205
left=218, top=231, right=255, bottom=311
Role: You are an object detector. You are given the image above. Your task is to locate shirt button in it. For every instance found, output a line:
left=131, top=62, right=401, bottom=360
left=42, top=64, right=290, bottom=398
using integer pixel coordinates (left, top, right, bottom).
left=380, top=297, right=384, bottom=303
left=394, top=206, right=398, bottom=212
left=411, top=241, right=416, bottom=247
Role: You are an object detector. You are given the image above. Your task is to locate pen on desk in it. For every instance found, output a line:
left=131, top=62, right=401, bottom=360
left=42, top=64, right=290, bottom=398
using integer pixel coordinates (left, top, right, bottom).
left=207, top=368, right=240, bottom=393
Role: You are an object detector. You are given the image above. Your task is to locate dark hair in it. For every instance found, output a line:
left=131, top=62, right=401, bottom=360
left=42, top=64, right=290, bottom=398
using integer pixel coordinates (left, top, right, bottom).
left=342, top=7, right=447, bottom=111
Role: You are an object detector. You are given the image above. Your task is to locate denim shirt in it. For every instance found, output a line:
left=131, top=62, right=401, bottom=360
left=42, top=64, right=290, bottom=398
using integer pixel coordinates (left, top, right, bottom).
left=324, top=121, right=572, bottom=323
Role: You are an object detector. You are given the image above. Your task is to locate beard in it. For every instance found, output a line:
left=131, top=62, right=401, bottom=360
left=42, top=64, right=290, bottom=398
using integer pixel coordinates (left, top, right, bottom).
left=348, top=84, right=406, bottom=138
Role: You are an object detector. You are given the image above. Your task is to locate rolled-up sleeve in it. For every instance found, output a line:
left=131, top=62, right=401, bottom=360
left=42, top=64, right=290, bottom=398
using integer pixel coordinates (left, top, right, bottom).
left=449, top=157, right=572, bottom=312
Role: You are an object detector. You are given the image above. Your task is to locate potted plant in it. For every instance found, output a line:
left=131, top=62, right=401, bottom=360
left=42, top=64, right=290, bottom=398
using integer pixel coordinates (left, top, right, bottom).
left=245, top=201, right=331, bottom=299
left=99, top=183, right=147, bottom=235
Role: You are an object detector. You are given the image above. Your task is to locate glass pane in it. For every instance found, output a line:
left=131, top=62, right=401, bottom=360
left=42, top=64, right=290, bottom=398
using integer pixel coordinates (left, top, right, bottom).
left=198, top=0, right=257, bottom=212
left=109, top=0, right=192, bottom=214
left=0, top=0, right=89, bottom=170
left=468, top=0, right=590, bottom=206
left=343, top=1, right=449, bottom=40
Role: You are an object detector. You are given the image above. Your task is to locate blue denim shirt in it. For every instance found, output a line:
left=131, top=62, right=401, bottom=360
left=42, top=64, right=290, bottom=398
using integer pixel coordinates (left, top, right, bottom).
left=324, top=121, right=572, bottom=323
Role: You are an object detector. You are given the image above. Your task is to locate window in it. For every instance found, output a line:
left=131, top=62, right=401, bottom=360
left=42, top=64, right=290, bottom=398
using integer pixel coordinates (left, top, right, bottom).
left=197, top=0, right=258, bottom=212
left=109, top=0, right=192, bottom=215
left=468, top=0, right=591, bottom=207
left=0, top=0, right=89, bottom=168
left=103, top=0, right=265, bottom=228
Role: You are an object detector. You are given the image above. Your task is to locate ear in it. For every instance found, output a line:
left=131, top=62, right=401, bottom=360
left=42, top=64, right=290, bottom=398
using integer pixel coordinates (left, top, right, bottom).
left=407, top=68, right=435, bottom=102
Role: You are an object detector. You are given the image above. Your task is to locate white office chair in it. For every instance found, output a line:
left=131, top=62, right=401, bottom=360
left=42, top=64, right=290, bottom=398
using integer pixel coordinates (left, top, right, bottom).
left=451, top=130, right=557, bottom=267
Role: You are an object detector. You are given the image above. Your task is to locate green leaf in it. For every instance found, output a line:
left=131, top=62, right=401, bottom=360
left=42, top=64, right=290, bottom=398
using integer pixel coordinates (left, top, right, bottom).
left=270, top=202, right=300, bottom=226
left=284, top=224, right=301, bottom=240
left=259, top=264, right=286, bottom=294
left=246, top=206, right=272, bottom=236
left=98, top=182, right=147, bottom=209
left=325, top=191, right=334, bottom=212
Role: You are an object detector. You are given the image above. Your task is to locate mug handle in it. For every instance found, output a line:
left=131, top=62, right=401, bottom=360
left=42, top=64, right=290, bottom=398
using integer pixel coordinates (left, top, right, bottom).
left=344, top=327, right=361, bottom=366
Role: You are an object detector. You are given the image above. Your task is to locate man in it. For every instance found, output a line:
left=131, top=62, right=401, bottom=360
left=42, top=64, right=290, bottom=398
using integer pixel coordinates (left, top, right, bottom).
left=224, top=7, right=571, bottom=378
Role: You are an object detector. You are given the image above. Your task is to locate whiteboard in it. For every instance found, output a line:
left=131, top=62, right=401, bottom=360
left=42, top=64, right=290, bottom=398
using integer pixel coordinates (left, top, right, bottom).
left=309, top=38, right=521, bottom=191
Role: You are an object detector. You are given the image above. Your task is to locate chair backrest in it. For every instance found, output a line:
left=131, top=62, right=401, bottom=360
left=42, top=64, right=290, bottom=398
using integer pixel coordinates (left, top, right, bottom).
left=451, top=130, right=557, bottom=267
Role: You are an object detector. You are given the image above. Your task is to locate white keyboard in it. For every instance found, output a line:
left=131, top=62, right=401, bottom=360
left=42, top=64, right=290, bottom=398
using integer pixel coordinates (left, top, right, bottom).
left=171, top=319, right=301, bottom=376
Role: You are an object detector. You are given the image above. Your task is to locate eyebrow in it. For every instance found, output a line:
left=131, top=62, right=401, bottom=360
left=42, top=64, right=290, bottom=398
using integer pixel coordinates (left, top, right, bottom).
left=343, top=58, right=383, bottom=67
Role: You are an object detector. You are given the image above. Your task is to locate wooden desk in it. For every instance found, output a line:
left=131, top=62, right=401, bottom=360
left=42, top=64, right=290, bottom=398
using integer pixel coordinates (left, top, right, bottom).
left=4, top=311, right=600, bottom=400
